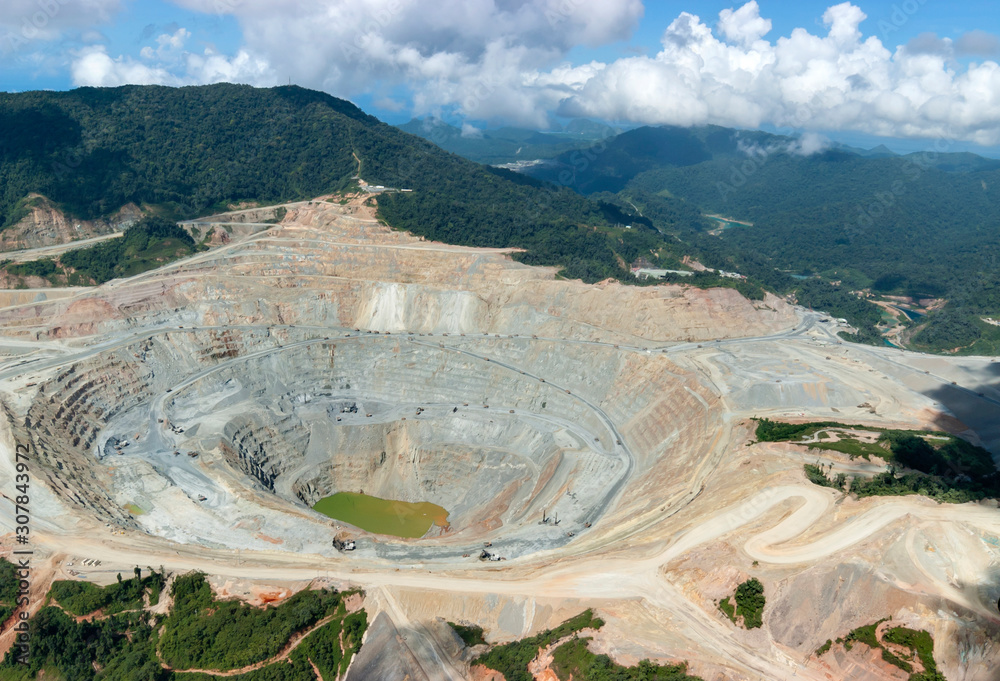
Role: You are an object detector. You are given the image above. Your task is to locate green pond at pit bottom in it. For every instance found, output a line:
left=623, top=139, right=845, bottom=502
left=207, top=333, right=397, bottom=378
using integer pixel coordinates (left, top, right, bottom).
left=312, top=492, right=450, bottom=538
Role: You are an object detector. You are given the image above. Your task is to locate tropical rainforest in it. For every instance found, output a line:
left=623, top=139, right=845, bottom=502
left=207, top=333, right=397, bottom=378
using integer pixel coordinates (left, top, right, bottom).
left=3, top=85, right=999, bottom=352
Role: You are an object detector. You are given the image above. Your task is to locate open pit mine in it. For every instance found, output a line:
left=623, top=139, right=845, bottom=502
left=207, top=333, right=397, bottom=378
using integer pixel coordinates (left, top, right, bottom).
left=1, top=196, right=999, bottom=680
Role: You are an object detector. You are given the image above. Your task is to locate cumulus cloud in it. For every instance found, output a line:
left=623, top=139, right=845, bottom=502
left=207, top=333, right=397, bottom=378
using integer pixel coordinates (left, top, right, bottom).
left=460, top=122, right=482, bottom=138
left=71, top=32, right=272, bottom=88
left=955, top=29, right=1000, bottom=57
left=718, top=1, right=771, bottom=46
left=72, top=46, right=172, bottom=86
left=559, top=2, right=1000, bottom=145
left=153, top=0, right=642, bottom=127
left=1, top=0, right=123, bottom=55
left=790, top=132, right=831, bottom=155
left=51, top=0, right=1000, bottom=144
left=905, top=29, right=1000, bottom=58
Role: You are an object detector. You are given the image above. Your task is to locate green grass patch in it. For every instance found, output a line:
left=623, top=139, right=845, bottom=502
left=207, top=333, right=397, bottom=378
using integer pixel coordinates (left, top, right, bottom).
left=449, top=621, right=487, bottom=647
left=754, top=418, right=846, bottom=442
left=312, top=491, right=449, bottom=538
left=762, top=418, right=1000, bottom=502
left=824, top=622, right=944, bottom=680
left=550, top=636, right=702, bottom=681
left=881, top=647, right=914, bottom=673
left=473, top=609, right=604, bottom=681
left=806, top=437, right=890, bottom=460
left=884, top=626, right=943, bottom=680
left=804, top=464, right=839, bottom=488
left=49, top=568, right=165, bottom=616
left=845, top=620, right=884, bottom=650
left=717, top=597, right=736, bottom=623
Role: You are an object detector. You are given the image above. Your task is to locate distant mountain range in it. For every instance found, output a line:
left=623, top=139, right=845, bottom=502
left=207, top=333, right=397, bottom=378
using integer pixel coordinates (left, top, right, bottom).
left=514, top=123, right=1000, bottom=353
left=396, top=117, right=624, bottom=164
left=0, top=84, right=657, bottom=284
left=3, top=84, right=999, bottom=353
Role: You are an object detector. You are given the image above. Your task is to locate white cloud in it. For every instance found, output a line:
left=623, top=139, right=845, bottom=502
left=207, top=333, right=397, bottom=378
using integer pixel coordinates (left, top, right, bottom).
left=790, top=132, right=831, bottom=155
left=558, top=2, right=1000, bottom=145
left=71, top=45, right=177, bottom=86
left=460, top=122, right=482, bottom=138
left=718, top=1, right=771, bottom=46
left=139, top=27, right=190, bottom=60
left=71, top=36, right=272, bottom=88
left=154, top=0, right=643, bottom=126
left=52, top=1, right=1000, bottom=145
left=1, top=0, right=123, bottom=58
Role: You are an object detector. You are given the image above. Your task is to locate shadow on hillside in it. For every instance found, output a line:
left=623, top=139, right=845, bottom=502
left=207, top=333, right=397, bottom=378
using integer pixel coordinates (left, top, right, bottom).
left=924, top=378, right=1000, bottom=457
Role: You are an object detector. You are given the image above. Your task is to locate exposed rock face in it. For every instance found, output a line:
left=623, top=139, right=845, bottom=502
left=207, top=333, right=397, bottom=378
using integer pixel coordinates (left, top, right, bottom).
left=0, top=195, right=141, bottom=252
left=7, top=197, right=996, bottom=681
left=0, top=199, right=792, bottom=546
left=344, top=612, right=424, bottom=681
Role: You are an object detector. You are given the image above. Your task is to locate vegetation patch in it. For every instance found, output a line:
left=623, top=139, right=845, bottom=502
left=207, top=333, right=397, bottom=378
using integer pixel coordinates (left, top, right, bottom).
left=158, top=573, right=349, bottom=671
left=717, top=596, right=737, bottom=623
left=49, top=567, right=165, bottom=616
left=804, top=464, right=841, bottom=489
left=550, top=636, right=702, bottom=681
left=884, top=626, right=944, bottom=680
left=261, top=206, right=287, bottom=224
left=733, top=578, right=766, bottom=629
left=2, top=258, right=63, bottom=280
left=473, top=609, right=702, bottom=681
left=824, top=621, right=944, bottom=681
left=756, top=418, right=1000, bottom=502
left=0, top=571, right=366, bottom=681
left=845, top=620, right=884, bottom=651
left=448, top=621, right=487, bottom=647
left=59, top=216, right=203, bottom=284
left=717, top=579, right=765, bottom=629
left=472, top=609, right=604, bottom=681
left=0, top=558, right=20, bottom=625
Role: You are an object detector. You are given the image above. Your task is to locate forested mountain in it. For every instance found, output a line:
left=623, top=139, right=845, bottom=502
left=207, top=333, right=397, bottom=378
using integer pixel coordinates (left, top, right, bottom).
left=6, top=85, right=998, bottom=352
left=396, top=117, right=620, bottom=164
left=624, top=146, right=1000, bottom=352
left=0, top=84, right=652, bottom=283
left=527, top=125, right=794, bottom=194
left=517, top=123, right=1000, bottom=353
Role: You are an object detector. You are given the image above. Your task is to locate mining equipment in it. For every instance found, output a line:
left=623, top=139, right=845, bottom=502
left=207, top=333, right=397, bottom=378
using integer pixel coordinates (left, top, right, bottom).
left=333, top=538, right=356, bottom=552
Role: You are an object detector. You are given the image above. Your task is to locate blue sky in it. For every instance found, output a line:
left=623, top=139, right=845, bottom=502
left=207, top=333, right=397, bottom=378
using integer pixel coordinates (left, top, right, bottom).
left=2, top=1, right=1000, bottom=153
